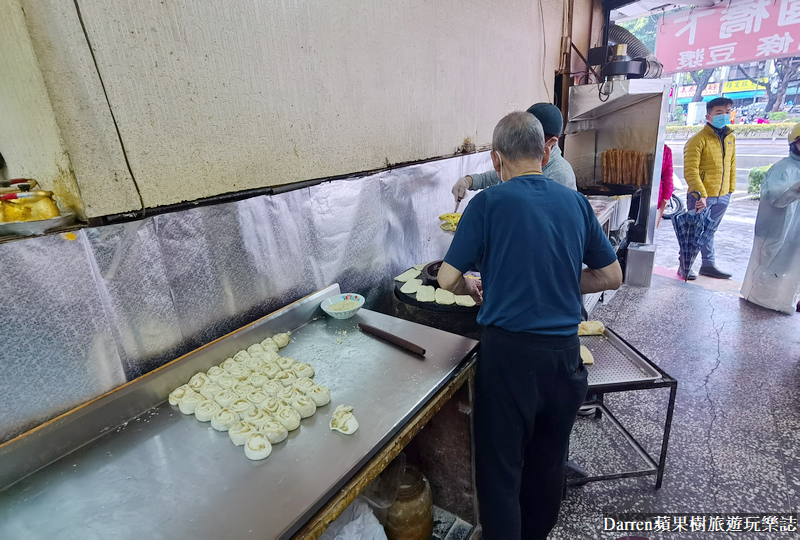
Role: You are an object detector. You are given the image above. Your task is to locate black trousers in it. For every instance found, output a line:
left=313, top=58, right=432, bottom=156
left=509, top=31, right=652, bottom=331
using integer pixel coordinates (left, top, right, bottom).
left=474, top=326, right=588, bottom=540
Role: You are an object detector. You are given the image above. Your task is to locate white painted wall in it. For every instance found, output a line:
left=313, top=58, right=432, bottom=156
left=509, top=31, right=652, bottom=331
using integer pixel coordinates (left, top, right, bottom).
left=13, top=0, right=565, bottom=217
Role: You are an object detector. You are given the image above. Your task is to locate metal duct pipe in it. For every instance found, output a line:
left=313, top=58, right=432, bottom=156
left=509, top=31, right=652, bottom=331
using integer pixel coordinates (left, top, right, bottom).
left=608, top=24, right=664, bottom=79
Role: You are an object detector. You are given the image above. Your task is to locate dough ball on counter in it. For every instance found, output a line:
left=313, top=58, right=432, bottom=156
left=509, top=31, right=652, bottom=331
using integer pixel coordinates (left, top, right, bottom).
left=307, top=385, right=331, bottom=407
left=261, top=380, right=283, bottom=397
left=211, top=408, right=239, bottom=431
left=214, top=390, right=237, bottom=409
left=330, top=405, right=359, bottom=435
left=206, top=366, right=226, bottom=382
left=230, top=398, right=255, bottom=418
left=216, top=373, right=237, bottom=389
left=291, top=362, right=314, bottom=379
left=246, top=372, right=270, bottom=388
left=275, top=405, right=301, bottom=431
left=276, top=357, right=296, bottom=371
left=400, top=279, right=424, bottom=295
left=168, top=385, right=193, bottom=406
left=194, top=400, right=222, bottom=422
left=434, top=288, right=455, bottom=305
left=260, top=337, right=279, bottom=352
left=260, top=350, right=280, bottom=363
left=416, top=286, right=435, bottom=303
left=261, top=397, right=282, bottom=416
left=262, top=363, right=281, bottom=379
left=245, top=358, right=265, bottom=372
left=293, top=396, right=317, bottom=419
left=274, top=371, right=297, bottom=387
left=244, top=433, right=273, bottom=461
left=273, top=332, right=291, bottom=348
left=246, top=389, right=269, bottom=408
left=278, top=387, right=305, bottom=403
left=243, top=408, right=272, bottom=429
left=259, top=420, right=289, bottom=444
left=178, top=391, right=204, bottom=415
left=199, top=382, right=224, bottom=401
left=232, top=382, right=256, bottom=397
left=454, top=295, right=476, bottom=307
left=233, top=351, right=252, bottom=363
left=188, top=372, right=210, bottom=391
left=247, top=343, right=265, bottom=354
left=220, top=358, right=239, bottom=372
left=227, top=365, right=252, bottom=382
left=292, top=377, right=315, bottom=392
left=229, top=421, right=257, bottom=446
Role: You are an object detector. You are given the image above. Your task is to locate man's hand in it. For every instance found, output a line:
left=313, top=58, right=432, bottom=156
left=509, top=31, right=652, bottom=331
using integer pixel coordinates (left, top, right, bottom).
left=452, top=176, right=472, bottom=205
left=695, top=197, right=707, bottom=211
left=464, top=277, right=483, bottom=304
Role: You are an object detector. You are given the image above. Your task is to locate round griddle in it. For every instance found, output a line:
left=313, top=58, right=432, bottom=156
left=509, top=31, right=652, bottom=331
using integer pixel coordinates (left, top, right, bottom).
left=393, top=261, right=480, bottom=313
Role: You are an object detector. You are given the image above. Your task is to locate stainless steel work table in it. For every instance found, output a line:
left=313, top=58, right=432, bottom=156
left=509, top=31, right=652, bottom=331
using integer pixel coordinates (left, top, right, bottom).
left=0, top=285, right=478, bottom=539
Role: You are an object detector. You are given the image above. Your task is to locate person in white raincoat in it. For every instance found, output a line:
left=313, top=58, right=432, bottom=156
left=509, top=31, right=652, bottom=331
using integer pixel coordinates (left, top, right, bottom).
left=740, top=124, right=800, bottom=314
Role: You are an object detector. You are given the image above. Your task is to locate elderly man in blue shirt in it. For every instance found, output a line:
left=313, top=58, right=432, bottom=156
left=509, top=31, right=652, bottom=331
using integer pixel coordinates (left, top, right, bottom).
left=451, top=103, right=577, bottom=207
left=438, top=111, right=622, bottom=540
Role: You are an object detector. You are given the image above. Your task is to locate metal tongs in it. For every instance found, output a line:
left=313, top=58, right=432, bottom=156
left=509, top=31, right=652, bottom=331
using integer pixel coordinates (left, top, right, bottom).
left=0, top=178, right=37, bottom=194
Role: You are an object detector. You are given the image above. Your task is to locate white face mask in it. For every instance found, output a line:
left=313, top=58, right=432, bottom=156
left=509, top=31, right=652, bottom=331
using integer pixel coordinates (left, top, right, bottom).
left=494, top=150, right=504, bottom=182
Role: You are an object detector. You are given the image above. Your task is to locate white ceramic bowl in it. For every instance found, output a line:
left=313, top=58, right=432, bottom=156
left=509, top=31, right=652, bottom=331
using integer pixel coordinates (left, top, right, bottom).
left=320, top=293, right=365, bottom=319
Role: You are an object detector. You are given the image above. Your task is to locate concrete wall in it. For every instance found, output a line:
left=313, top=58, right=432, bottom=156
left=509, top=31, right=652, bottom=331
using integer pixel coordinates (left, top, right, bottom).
left=9, top=0, right=566, bottom=218
left=0, top=0, right=84, bottom=217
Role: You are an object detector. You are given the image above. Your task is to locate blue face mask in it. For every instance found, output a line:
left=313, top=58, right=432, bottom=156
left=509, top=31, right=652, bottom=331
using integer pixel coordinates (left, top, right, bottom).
left=711, top=113, right=730, bottom=129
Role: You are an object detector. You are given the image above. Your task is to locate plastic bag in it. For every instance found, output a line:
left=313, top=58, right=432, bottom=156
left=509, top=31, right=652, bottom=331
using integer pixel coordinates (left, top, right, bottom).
left=318, top=497, right=387, bottom=540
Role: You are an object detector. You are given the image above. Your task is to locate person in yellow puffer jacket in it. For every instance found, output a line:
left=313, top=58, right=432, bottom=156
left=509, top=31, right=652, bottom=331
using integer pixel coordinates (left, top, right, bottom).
left=682, top=97, right=736, bottom=280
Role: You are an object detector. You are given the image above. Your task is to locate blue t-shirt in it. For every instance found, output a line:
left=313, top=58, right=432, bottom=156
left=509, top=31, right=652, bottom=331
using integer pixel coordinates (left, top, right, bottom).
left=443, top=174, right=617, bottom=336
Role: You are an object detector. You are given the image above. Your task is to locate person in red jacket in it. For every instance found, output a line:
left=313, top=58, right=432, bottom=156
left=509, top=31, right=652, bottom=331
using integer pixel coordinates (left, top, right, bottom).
left=656, top=144, right=674, bottom=229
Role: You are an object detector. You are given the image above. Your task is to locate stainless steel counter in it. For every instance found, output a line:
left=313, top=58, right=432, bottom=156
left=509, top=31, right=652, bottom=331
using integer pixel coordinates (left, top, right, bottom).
left=0, top=288, right=478, bottom=539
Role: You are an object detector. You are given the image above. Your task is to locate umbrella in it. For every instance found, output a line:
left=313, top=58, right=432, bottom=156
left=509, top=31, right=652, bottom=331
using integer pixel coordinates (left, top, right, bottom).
left=672, top=191, right=723, bottom=280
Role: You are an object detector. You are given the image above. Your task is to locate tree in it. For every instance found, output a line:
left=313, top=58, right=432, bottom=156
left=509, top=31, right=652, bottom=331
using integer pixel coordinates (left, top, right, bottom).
left=758, top=58, right=800, bottom=112
left=689, top=69, right=717, bottom=102
left=617, top=16, right=658, bottom=54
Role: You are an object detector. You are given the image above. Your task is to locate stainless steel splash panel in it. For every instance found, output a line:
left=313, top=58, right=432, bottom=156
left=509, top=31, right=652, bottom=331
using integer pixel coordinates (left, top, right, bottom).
left=0, top=286, right=478, bottom=540
left=0, top=152, right=492, bottom=445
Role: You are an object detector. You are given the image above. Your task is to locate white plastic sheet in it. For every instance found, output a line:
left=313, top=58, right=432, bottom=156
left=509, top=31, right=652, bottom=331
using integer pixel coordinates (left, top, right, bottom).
left=741, top=155, right=800, bottom=314
left=318, top=498, right=387, bottom=540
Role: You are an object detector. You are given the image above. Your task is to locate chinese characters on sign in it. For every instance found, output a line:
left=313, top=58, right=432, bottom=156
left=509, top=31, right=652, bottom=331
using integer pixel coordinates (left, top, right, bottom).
left=659, top=0, right=800, bottom=72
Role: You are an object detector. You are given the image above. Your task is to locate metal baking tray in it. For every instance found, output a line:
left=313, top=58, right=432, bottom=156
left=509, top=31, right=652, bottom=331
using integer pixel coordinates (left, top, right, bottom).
left=583, top=329, right=661, bottom=387
left=0, top=284, right=478, bottom=539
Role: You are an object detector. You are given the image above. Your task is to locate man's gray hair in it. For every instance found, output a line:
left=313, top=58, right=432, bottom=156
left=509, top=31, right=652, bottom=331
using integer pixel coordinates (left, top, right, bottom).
left=492, top=111, right=545, bottom=162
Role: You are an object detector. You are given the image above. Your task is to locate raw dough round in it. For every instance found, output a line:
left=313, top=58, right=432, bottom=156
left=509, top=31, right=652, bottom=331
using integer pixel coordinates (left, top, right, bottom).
left=188, top=372, right=210, bottom=391
left=293, top=396, right=317, bottom=418
left=220, top=358, right=239, bottom=372
left=211, top=408, right=239, bottom=431
left=245, top=358, right=265, bottom=372
left=243, top=408, right=272, bottom=428
left=199, top=382, right=223, bottom=401
left=260, top=337, right=279, bottom=352
left=274, top=371, right=296, bottom=387
left=216, top=373, right=237, bottom=389
left=244, top=433, right=273, bottom=460
left=233, top=350, right=252, bottom=363
left=273, top=332, right=291, bottom=348
left=278, top=387, right=305, bottom=403
left=262, top=363, right=281, bottom=379
left=247, top=372, right=270, bottom=388
left=261, top=380, right=283, bottom=397
left=275, top=406, right=301, bottom=431
left=232, top=382, right=256, bottom=397
left=230, top=398, right=255, bottom=418
left=168, top=385, right=192, bottom=406
left=291, top=362, right=314, bottom=379
left=260, top=420, right=289, bottom=444
left=178, top=391, right=204, bottom=415
left=194, top=400, right=221, bottom=422
left=247, top=343, right=265, bottom=354
left=261, top=398, right=282, bottom=416
left=292, top=377, right=315, bottom=392
left=307, top=385, right=331, bottom=407
left=214, top=390, right=237, bottom=409
left=206, top=366, right=226, bottom=382
left=227, top=365, right=252, bottom=382
left=246, top=389, right=269, bottom=408
left=330, top=405, right=359, bottom=435
left=229, top=421, right=257, bottom=446
left=276, top=357, right=296, bottom=370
